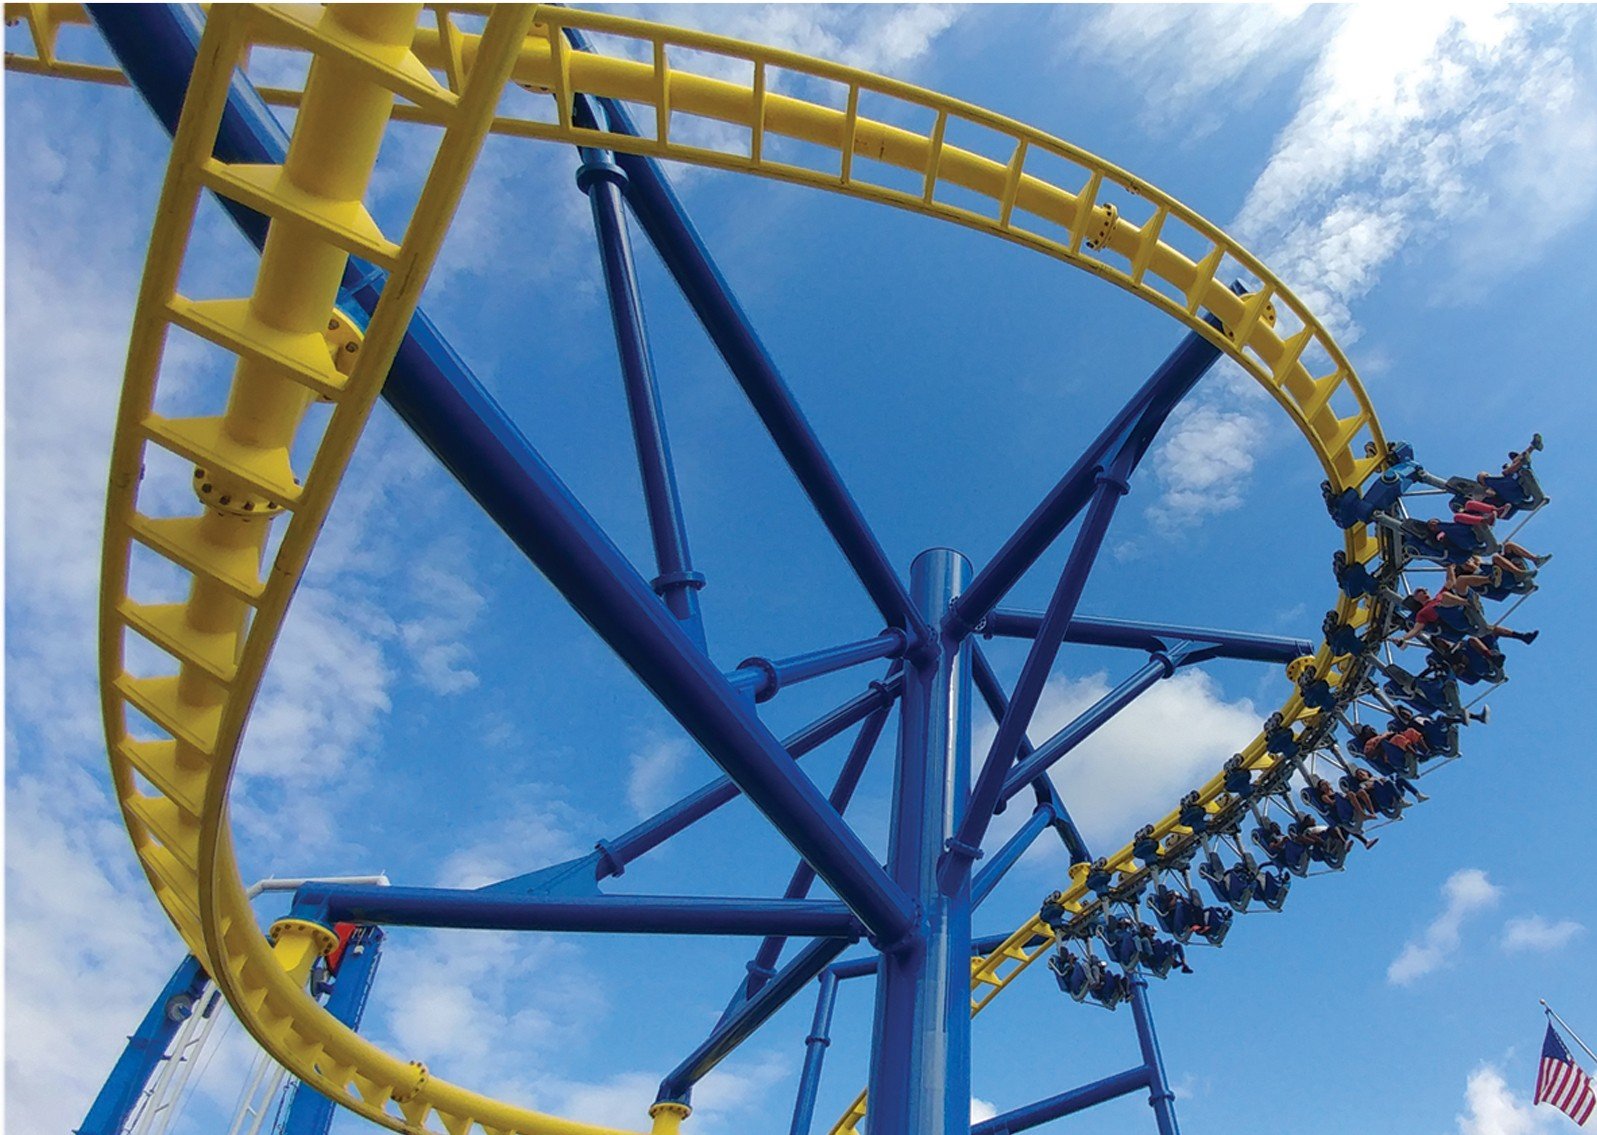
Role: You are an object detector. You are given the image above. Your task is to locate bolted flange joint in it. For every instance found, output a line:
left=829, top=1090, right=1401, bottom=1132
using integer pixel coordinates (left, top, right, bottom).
left=191, top=465, right=288, bottom=519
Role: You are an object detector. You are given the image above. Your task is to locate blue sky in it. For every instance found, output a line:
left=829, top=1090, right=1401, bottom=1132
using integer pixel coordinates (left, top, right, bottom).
left=6, top=6, right=1597, bottom=1135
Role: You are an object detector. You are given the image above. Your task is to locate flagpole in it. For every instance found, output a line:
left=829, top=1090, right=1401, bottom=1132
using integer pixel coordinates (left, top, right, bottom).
left=1542, top=1000, right=1597, bottom=1066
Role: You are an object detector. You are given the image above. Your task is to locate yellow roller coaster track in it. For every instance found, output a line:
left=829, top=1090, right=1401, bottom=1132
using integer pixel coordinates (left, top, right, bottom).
left=10, top=6, right=1391, bottom=1135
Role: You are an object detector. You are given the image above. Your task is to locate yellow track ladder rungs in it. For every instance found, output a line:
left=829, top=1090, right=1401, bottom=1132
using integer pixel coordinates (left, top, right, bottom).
left=118, top=598, right=242, bottom=685
left=1298, top=368, right=1348, bottom=422
left=1271, top=327, right=1315, bottom=389
left=1326, top=411, right=1367, bottom=454
left=249, top=4, right=459, bottom=116
left=118, top=738, right=205, bottom=815
left=1067, top=169, right=1102, bottom=254
left=1230, top=286, right=1274, bottom=345
left=197, top=161, right=401, bottom=269
left=921, top=109, right=948, bottom=205
left=139, top=843, right=202, bottom=924
left=127, top=514, right=266, bottom=603
left=141, top=413, right=301, bottom=513
left=997, top=138, right=1028, bottom=229
left=1184, top=245, right=1224, bottom=314
left=1130, top=206, right=1167, bottom=284
left=167, top=296, right=349, bottom=402
left=840, top=85, right=860, bottom=184
left=115, top=672, right=223, bottom=754
left=127, top=793, right=202, bottom=872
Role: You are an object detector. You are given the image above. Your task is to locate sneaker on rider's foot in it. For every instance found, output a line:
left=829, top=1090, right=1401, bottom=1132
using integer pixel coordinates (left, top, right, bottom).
left=1533, top=552, right=1553, bottom=566
left=1474, top=704, right=1491, bottom=725
left=1521, top=629, right=1540, bottom=645
left=1531, top=432, right=1544, bottom=451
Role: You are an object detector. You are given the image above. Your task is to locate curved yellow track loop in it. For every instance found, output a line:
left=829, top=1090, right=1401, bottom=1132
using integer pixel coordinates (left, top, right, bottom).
left=50, top=6, right=1398, bottom=1135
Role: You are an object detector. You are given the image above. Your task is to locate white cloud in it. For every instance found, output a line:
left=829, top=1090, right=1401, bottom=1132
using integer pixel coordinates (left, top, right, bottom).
left=1075, top=6, right=1326, bottom=137
left=1145, top=402, right=1268, bottom=531
left=1501, top=916, right=1586, bottom=954
left=539, top=1050, right=790, bottom=1135
left=373, top=929, right=607, bottom=1101
left=1235, top=7, right=1597, bottom=338
left=1097, top=7, right=1597, bottom=522
left=972, top=1097, right=999, bottom=1124
left=1456, top=1065, right=1559, bottom=1135
left=976, top=668, right=1258, bottom=856
left=1388, top=868, right=1503, bottom=985
left=434, top=790, right=590, bottom=890
left=612, top=5, right=963, bottom=83
left=626, top=737, right=694, bottom=818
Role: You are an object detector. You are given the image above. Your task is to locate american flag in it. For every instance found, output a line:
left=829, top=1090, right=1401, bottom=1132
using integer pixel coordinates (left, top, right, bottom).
left=1536, top=1023, right=1596, bottom=1126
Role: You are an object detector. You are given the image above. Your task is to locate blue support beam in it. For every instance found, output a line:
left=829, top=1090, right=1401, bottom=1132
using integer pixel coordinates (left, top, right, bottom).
left=291, top=884, right=864, bottom=939
left=1130, top=975, right=1182, bottom=1135
left=96, top=4, right=917, bottom=948
left=827, top=931, right=1025, bottom=982
left=982, top=610, right=1313, bottom=664
left=657, top=937, right=850, bottom=1105
left=971, top=804, right=1054, bottom=908
left=970, top=1066, right=1152, bottom=1135
left=573, top=671, right=899, bottom=886
left=726, top=630, right=907, bottom=703
left=788, top=969, right=840, bottom=1135
left=945, top=446, right=1138, bottom=896
left=947, top=316, right=1228, bottom=636
left=734, top=703, right=892, bottom=1008
left=998, top=646, right=1193, bottom=803
left=578, top=149, right=707, bottom=651
left=281, top=927, right=384, bottom=1135
left=868, top=549, right=974, bottom=1135
left=969, top=642, right=1091, bottom=863
left=77, top=955, right=208, bottom=1135
left=570, top=85, right=931, bottom=655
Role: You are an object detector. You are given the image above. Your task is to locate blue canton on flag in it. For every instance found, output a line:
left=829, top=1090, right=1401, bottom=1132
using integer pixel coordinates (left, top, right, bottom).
left=1537, top=1024, right=1597, bottom=1126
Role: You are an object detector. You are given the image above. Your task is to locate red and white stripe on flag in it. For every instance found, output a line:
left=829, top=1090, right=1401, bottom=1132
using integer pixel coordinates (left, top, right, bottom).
left=1537, top=1024, right=1597, bottom=1126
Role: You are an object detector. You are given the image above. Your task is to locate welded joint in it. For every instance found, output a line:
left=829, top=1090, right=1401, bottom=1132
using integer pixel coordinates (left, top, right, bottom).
left=804, top=1033, right=832, bottom=1048
left=1094, top=465, right=1132, bottom=496
left=593, top=839, right=627, bottom=878
left=575, top=151, right=628, bottom=194
left=868, top=675, right=903, bottom=706
left=651, top=568, right=706, bottom=596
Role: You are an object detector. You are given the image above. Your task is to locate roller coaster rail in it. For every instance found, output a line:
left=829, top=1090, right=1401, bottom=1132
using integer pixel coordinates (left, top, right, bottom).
left=4, top=6, right=1551, bottom=1135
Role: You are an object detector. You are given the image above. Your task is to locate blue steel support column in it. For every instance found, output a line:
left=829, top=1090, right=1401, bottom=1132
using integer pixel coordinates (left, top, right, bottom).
left=577, top=149, right=707, bottom=650
left=1129, top=975, right=1182, bottom=1135
left=281, top=927, right=384, bottom=1135
left=789, top=969, right=840, bottom=1135
left=570, top=87, right=930, bottom=653
left=868, top=549, right=973, bottom=1135
left=77, top=955, right=208, bottom=1135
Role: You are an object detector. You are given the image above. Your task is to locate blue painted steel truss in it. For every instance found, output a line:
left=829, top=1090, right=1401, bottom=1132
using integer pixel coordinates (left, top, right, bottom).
left=80, top=7, right=1335, bottom=1133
